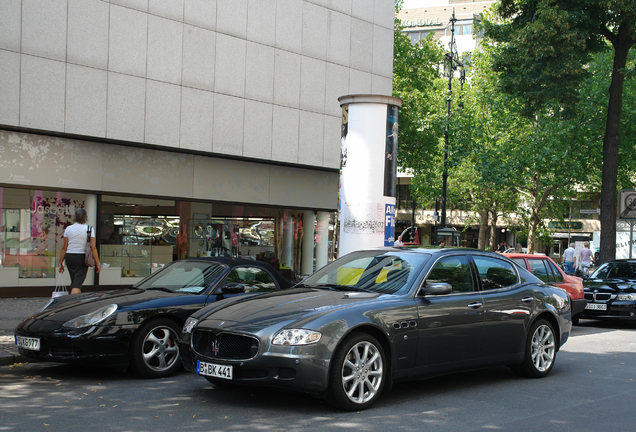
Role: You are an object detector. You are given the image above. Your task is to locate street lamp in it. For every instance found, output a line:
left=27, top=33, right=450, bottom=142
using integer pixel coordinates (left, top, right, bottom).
left=440, top=9, right=466, bottom=229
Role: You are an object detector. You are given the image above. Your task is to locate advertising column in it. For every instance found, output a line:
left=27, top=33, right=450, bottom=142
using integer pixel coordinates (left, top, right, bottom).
left=337, top=95, right=403, bottom=257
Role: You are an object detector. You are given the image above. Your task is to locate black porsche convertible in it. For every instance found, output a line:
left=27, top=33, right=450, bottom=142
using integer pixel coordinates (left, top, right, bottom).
left=14, top=257, right=292, bottom=377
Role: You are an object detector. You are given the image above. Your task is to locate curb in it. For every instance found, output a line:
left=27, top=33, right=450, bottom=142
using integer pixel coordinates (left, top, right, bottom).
left=0, top=349, right=27, bottom=366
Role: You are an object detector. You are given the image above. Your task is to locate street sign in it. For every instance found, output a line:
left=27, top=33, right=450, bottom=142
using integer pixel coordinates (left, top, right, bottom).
left=619, top=189, right=636, bottom=220
left=579, top=209, right=600, bottom=215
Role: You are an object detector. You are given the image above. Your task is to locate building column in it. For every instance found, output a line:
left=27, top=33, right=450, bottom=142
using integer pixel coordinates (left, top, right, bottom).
left=281, top=213, right=294, bottom=270
left=315, top=211, right=329, bottom=271
left=85, top=194, right=98, bottom=285
left=301, top=211, right=315, bottom=275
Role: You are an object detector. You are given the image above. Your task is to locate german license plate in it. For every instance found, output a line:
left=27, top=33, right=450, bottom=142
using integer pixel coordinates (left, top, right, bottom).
left=585, top=303, right=607, bottom=311
left=196, top=361, right=233, bottom=380
left=15, top=335, right=40, bottom=351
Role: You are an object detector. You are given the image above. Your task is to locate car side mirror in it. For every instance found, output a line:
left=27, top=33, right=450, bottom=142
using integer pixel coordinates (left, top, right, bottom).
left=219, top=282, right=245, bottom=294
left=421, top=282, right=452, bottom=296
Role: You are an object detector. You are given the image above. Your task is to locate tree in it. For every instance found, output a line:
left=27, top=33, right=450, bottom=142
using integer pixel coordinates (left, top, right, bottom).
left=483, top=0, right=636, bottom=263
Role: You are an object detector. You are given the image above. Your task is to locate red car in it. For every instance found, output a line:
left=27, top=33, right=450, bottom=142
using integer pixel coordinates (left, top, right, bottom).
left=504, top=253, right=586, bottom=319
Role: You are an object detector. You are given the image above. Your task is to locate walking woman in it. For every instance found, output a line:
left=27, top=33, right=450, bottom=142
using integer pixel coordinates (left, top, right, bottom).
left=59, top=208, right=101, bottom=294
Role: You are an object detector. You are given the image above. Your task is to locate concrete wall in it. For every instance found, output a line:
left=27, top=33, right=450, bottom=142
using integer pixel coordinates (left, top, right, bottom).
left=0, top=0, right=395, bottom=171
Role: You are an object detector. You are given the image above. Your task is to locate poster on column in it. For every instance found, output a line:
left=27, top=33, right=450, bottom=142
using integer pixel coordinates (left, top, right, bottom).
left=384, top=203, right=397, bottom=246
left=384, top=105, right=399, bottom=197
left=342, top=202, right=385, bottom=235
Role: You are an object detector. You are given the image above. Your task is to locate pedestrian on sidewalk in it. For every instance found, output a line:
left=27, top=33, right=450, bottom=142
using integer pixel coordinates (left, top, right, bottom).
left=59, top=208, right=101, bottom=294
left=562, top=242, right=576, bottom=275
left=577, top=241, right=595, bottom=276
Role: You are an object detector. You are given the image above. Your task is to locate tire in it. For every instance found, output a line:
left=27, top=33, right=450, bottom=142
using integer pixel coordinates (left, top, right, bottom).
left=572, top=316, right=579, bottom=326
left=130, top=318, right=182, bottom=378
left=512, top=319, right=557, bottom=378
left=327, top=333, right=386, bottom=411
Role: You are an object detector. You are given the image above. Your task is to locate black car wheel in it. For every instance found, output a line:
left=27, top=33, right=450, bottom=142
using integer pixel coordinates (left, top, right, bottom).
left=327, top=333, right=386, bottom=411
left=513, top=319, right=556, bottom=378
left=130, top=318, right=182, bottom=378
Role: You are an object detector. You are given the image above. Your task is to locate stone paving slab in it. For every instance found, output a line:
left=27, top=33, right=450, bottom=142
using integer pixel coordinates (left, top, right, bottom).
left=0, top=298, right=48, bottom=366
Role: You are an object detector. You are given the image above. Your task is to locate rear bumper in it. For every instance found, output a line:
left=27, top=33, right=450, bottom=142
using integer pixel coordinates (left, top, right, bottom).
left=571, top=299, right=587, bottom=317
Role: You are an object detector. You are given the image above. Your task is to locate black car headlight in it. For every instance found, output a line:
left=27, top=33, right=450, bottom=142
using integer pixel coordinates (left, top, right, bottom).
left=62, top=304, right=118, bottom=329
left=616, top=294, right=636, bottom=301
left=272, top=329, right=322, bottom=346
left=182, top=317, right=198, bottom=334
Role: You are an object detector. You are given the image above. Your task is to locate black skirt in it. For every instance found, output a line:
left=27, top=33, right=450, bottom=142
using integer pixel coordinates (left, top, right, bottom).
left=65, top=253, right=88, bottom=289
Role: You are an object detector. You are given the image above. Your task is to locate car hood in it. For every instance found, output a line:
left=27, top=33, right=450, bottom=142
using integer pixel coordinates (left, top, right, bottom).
left=32, top=288, right=207, bottom=322
left=584, top=279, right=636, bottom=293
left=196, top=287, right=380, bottom=329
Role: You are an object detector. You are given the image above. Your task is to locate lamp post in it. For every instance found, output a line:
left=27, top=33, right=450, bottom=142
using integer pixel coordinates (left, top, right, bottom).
left=440, top=9, right=466, bottom=229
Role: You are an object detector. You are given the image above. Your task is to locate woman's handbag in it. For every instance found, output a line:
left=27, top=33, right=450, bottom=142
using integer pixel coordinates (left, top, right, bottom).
left=52, top=273, right=68, bottom=298
left=85, top=226, right=96, bottom=267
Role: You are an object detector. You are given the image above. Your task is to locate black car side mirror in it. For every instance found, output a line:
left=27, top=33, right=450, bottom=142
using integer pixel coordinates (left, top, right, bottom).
left=421, top=282, right=452, bottom=296
left=219, top=282, right=246, bottom=294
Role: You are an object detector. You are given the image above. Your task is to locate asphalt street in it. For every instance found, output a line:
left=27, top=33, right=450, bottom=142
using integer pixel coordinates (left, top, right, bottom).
left=1, top=299, right=635, bottom=432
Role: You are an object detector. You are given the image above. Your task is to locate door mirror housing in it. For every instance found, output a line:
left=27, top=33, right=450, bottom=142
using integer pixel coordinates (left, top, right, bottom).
left=218, top=282, right=245, bottom=294
left=421, top=282, right=452, bottom=296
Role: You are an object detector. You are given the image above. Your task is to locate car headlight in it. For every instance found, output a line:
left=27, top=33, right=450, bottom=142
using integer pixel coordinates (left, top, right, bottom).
left=272, top=329, right=322, bottom=346
left=183, top=317, right=198, bottom=334
left=616, top=294, right=636, bottom=301
left=62, top=304, right=118, bottom=329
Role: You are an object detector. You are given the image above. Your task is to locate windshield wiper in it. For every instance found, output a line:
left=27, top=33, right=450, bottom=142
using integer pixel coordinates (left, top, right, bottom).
left=145, top=287, right=175, bottom=293
left=320, top=284, right=375, bottom=293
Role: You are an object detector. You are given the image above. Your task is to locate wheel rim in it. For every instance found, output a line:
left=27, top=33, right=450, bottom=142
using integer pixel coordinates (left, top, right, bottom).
left=341, top=341, right=383, bottom=405
left=141, top=325, right=179, bottom=372
left=531, top=324, right=555, bottom=372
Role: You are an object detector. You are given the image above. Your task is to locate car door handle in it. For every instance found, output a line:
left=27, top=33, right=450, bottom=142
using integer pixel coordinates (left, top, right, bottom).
left=467, top=302, right=483, bottom=309
left=521, top=297, right=533, bottom=303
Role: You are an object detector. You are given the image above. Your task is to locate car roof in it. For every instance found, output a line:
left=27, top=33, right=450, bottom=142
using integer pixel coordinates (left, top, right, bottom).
left=503, top=253, right=548, bottom=259
left=178, top=256, right=294, bottom=288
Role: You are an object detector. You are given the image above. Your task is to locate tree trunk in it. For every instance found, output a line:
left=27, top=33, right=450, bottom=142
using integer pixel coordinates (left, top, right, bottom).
left=478, top=210, right=489, bottom=250
left=599, top=26, right=633, bottom=265
left=527, top=208, right=540, bottom=254
left=489, top=210, right=498, bottom=252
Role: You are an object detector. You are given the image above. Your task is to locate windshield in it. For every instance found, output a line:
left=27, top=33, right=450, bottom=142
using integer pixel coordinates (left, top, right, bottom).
left=134, top=261, right=226, bottom=294
left=591, top=261, right=636, bottom=280
left=303, top=250, right=430, bottom=295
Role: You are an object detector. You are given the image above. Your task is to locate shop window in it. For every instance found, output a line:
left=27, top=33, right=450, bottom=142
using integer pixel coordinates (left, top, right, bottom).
left=1, top=188, right=86, bottom=279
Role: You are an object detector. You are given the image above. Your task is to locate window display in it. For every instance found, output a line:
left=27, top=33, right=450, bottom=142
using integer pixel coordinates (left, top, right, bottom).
left=0, top=188, right=87, bottom=279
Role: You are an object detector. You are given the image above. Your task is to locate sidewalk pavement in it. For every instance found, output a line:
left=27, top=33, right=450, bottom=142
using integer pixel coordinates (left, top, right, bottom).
left=0, top=297, right=48, bottom=366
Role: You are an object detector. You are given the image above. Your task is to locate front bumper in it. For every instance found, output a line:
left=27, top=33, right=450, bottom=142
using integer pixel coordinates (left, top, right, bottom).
left=15, top=318, right=136, bottom=366
left=578, top=302, right=636, bottom=320
left=180, top=339, right=331, bottom=395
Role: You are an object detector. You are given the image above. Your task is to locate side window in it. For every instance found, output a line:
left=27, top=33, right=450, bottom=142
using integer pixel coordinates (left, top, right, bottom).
left=511, top=258, right=527, bottom=269
left=473, top=256, right=518, bottom=290
left=226, top=267, right=277, bottom=293
left=427, top=255, right=473, bottom=293
left=547, top=261, right=564, bottom=283
left=527, top=259, right=551, bottom=283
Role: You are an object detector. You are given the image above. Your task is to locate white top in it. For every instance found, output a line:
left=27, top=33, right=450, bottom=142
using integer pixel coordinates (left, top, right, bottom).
left=64, top=223, right=94, bottom=254
left=562, top=247, right=576, bottom=263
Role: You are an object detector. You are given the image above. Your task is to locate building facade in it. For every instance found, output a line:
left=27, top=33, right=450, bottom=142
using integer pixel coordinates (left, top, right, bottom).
left=0, top=0, right=396, bottom=296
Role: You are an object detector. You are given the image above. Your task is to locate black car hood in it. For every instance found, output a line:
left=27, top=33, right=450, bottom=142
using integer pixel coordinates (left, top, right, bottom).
left=584, top=279, right=636, bottom=293
left=33, top=288, right=207, bottom=322
left=197, top=287, right=380, bottom=328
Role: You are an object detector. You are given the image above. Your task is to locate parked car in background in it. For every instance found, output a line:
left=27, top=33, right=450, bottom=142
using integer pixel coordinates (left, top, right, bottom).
left=14, top=257, right=292, bottom=378
left=578, top=259, right=636, bottom=323
left=181, top=247, right=572, bottom=410
left=504, top=253, right=586, bottom=320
